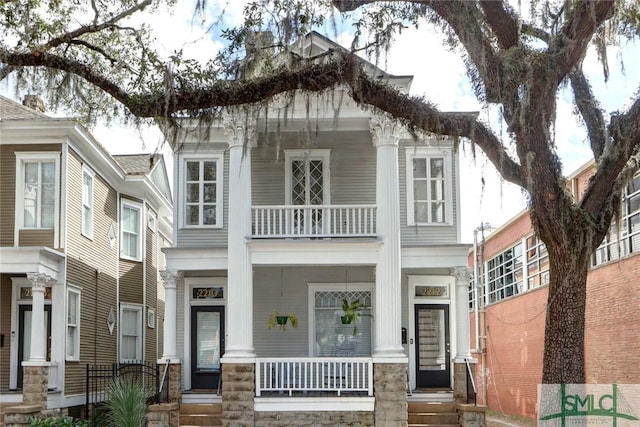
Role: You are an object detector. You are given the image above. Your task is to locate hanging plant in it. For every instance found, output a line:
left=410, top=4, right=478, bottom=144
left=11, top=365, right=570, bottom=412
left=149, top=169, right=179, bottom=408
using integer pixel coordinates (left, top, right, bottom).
left=267, top=310, right=298, bottom=331
left=340, top=299, right=372, bottom=335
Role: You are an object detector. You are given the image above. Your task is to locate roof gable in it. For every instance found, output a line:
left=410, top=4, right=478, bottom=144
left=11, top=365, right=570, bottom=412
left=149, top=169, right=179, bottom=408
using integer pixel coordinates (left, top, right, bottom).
left=0, top=94, right=49, bottom=120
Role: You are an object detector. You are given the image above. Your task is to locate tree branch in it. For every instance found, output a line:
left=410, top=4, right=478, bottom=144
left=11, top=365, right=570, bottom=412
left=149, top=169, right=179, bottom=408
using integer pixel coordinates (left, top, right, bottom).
left=569, top=68, right=606, bottom=159
left=550, top=0, right=615, bottom=83
left=479, top=1, right=519, bottom=49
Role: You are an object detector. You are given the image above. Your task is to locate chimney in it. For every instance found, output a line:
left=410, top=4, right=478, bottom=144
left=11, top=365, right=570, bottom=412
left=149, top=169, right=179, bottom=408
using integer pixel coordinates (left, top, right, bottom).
left=22, top=95, right=46, bottom=113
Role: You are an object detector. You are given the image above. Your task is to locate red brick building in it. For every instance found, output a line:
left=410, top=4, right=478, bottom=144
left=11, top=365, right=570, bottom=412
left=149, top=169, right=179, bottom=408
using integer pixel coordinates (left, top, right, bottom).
left=468, top=161, right=640, bottom=419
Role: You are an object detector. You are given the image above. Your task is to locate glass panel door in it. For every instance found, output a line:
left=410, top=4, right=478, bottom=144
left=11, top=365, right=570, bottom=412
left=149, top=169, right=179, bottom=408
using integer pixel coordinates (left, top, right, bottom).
left=190, top=306, right=224, bottom=390
left=414, top=304, right=450, bottom=389
left=17, top=305, right=51, bottom=389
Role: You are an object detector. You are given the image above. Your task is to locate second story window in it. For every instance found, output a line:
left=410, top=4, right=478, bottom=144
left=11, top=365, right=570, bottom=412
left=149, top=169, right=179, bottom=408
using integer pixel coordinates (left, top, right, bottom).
left=82, top=166, right=94, bottom=239
left=121, top=200, right=142, bottom=261
left=181, top=154, right=224, bottom=228
left=16, top=152, right=59, bottom=229
left=406, top=148, right=452, bottom=226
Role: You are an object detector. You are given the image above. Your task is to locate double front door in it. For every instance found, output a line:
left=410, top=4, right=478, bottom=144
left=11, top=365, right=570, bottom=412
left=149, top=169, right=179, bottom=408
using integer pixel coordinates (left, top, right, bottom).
left=17, top=304, right=52, bottom=389
left=414, top=304, right=450, bottom=389
left=191, top=306, right=225, bottom=390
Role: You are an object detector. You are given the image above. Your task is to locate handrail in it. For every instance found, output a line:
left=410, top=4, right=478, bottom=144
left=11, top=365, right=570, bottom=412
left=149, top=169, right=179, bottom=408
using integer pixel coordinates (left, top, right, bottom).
left=465, top=357, right=477, bottom=404
left=157, top=359, right=170, bottom=401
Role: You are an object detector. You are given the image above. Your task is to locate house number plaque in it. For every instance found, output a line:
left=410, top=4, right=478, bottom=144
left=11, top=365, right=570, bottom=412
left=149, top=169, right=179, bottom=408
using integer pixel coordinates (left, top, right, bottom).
left=415, top=285, right=448, bottom=298
left=20, top=287, right=52, bottom=300
left=192, top=287, right=224, bottom=300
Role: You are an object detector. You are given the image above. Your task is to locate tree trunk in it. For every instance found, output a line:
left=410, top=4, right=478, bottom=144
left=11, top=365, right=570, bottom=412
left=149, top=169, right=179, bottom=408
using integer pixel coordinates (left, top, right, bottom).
left=541, top=239, right=591, bottom=385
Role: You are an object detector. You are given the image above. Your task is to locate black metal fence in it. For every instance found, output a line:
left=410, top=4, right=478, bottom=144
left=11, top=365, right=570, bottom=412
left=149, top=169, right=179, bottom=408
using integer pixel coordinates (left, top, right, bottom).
left=86, top=361, right=160, bottom=416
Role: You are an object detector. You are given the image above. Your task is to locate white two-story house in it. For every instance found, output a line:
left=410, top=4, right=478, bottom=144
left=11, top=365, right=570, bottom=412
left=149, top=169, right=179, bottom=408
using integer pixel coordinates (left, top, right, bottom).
left=159, top=33, right=474, bottom=426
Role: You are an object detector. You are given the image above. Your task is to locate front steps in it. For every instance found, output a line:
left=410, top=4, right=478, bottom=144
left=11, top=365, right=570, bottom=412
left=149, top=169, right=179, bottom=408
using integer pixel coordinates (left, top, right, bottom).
left=408, top=401, right=458, bottom=427
left=179, top=403, right=222, bottom=427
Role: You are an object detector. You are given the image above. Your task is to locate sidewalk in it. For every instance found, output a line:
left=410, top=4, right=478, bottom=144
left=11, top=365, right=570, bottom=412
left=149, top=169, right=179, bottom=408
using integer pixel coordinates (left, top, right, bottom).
left=486, top=411, right=537, bottom=427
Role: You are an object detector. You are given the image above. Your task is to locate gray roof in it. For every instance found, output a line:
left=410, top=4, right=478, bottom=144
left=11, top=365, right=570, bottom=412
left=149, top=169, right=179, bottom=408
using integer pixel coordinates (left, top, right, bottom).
left=113, top=153, right=163, bottom=176
left=0, top=94, right=49, bottom=120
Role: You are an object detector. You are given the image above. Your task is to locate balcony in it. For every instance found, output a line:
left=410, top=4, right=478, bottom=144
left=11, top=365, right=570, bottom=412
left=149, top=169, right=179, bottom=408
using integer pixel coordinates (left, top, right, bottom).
left=252, top=205, right=376, bottom=239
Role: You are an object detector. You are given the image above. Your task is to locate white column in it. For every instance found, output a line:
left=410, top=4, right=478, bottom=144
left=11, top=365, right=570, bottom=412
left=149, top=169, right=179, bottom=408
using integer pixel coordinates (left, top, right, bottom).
left=26, top=273, right=51, bottom=363
left=223, top=113, right=256, bottom=359
left=370, top=116, right=405, bottom=359
left=452, top=266, right=473, bottom=361
left=160, top=270, right=181, bottom=362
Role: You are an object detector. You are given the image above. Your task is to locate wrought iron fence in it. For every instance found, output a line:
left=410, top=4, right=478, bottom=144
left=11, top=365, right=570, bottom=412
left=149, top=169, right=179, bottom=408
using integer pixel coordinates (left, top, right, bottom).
left=85, top=361, right=161, bottom=416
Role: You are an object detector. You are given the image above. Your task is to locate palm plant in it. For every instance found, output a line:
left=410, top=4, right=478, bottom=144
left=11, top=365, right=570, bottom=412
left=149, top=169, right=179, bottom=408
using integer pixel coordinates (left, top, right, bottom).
left=105, top=377, right=148, bottom=427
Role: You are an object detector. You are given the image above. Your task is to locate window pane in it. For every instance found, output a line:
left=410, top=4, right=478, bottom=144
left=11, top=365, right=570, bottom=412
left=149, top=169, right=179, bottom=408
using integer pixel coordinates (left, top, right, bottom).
left=122, top=310, right=137, bottom=334
left=203, top=183, right=216, bottom=203
left=414, top=181, right=428, bottom=200
left=25, top=163, right=38, bottom=184
left=67, top=326, right=76, bottom=357
left=203, top=161, right=217, bottom=181
left=203, top=205, right=216, bottom=225
left=41, top=162, right=55, bottom=183
left=432, top=202, right=445, bottom=222
left=413, top=158, right=427, bottom=178
left=430, top=158, right=444, bottom=178
left=186, top=183, right=200, bottom=203
left=186, top=206, right=200, bottom=225
left=122, top=336, right=137, bottom=360
left=431, top=180, right=444, bottom=200
left=186, top=161, right=200, bottom=181
left=415, top=202, right=429, bottom=223
left=68, top=293, right=77, bottom=323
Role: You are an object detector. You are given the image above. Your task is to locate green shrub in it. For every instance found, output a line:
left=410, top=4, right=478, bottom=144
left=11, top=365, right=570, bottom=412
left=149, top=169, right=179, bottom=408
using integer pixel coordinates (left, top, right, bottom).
left=30, top=416, right=89, bottom=427
left=105, top=377, right=148, bottom=427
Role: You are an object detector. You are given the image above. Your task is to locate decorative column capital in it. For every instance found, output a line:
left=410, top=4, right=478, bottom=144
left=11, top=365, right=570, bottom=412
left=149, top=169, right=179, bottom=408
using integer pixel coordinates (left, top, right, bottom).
left=26, top=273, right=53, bottom=290
left=224, top=111, right=258, bottom=148
left=370, top=116, right=401, bottom=148
left=160, top=270, right=182, bottom=290
left=450, top=266, right=472, bottom=285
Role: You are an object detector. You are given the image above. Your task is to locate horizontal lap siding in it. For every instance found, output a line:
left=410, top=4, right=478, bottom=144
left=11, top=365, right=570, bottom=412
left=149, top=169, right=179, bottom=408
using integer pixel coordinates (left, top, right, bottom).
left=120, top=259, right=144, bottom=305
left=252, top=266, right=375, bottom=358
left=1, top=144, right=61, bottom=247
left=65, top=149, right=119, bottom=394
left=18, top=229, right=54, bottom=247
left=400, top=143, right=459, bottom=245
left=145, top=221, right=158, bottom=362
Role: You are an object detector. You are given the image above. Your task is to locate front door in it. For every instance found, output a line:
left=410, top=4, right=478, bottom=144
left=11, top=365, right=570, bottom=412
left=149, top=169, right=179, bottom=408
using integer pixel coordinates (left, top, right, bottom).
left=414, top=304, right=450, bottom=389
left=17, top=305, right=52, bottom=389
left=190, top=306, right=224, bottom=390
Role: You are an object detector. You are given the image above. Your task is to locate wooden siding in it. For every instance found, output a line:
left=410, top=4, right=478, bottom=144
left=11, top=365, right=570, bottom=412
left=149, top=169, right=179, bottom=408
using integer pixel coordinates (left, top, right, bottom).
left=64, top=149, right=120, bottom=394
left=399, top=143, right=459, bottom=245
left=64, top=257, right=118, bottom=394
left=0, top=275, right=12, bottom=390
left=17, top=229, right=54, bottom=247
left=119, top=259, right=144, bottom=305
left=0, top=144, right=62, bottom=247
left=252, top=266, right=375, bottom=358
left=176, top=145, right=229, bottom=247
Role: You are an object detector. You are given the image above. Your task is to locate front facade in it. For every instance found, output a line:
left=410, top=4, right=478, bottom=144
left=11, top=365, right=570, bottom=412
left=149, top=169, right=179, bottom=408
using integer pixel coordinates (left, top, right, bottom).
left=468, top=161, right=640, bottom=418
left=160, top=34, right=476, bottom=426
left=0, top=95, right=172, bottom=417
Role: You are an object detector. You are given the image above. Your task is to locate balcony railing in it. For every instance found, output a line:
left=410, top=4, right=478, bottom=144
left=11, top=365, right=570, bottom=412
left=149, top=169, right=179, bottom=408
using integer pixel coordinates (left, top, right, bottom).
left=255, top=357, right=373, bottom=397
left=252, top=205, right=376, bottom=238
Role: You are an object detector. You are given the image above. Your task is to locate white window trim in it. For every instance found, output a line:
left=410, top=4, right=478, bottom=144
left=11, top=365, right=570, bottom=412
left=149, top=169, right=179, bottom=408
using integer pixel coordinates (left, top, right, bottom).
left=66, top=286, right=81, bottom=361
left=405, top=147, right=453, bottom=226
left=120, top=199, right=143, bottom=261
left=147, top=207, right=157, bottom=232
left=179, top=152, right=225, bottom=229
left=119, top=303, right=143, bottom=362
left=147, top=307, right=156, bottom=328
left=14, top=152, right=61, bottom=243
left=284, top=149, right=331, bottom=205
left=307, top=283, right=374, bottom=357
left=82, top=166, right=94, bottom=239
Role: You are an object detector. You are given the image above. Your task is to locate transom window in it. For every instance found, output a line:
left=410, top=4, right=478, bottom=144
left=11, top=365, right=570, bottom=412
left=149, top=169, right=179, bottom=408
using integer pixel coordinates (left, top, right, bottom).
left=406, top=148, right=451, bottom=225
left=181, top=154, right=224, bottom=228
left=16, top=152, right=59, bottom=229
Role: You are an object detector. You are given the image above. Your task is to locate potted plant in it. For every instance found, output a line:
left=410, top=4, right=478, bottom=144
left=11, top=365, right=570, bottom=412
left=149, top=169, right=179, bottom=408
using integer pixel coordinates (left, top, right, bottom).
left=340, top=299, right=372, bottom=334
left=267, top=310, right=298, bottom=331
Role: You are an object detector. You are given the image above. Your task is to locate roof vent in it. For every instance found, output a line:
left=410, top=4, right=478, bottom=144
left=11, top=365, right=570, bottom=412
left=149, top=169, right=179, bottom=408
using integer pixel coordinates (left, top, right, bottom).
left=22, top=95, right=46, bottom=113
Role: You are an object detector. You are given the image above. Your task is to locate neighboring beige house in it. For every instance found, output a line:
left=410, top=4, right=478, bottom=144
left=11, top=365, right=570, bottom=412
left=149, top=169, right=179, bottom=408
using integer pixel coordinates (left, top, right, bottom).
left=0, top=95, right=172, bottom=417
left=158, top=33, right=480, bottom=426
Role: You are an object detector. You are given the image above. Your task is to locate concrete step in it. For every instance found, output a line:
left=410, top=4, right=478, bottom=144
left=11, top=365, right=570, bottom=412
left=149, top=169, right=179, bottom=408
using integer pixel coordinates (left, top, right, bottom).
left=408, top=412, right=458, bottom=425
left=179, top=403, right=222, bottom=415
left=408, top=402, right=456, bottom=413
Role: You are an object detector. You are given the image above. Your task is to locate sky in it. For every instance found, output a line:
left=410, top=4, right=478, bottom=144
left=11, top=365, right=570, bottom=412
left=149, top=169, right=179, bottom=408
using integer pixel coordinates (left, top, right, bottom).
left=3, top=1, right=639, bottom=243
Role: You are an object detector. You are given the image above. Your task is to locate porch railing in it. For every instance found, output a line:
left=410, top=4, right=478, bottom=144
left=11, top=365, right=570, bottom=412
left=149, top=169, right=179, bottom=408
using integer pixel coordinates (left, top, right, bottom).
left=252, top=205, right=376, bottom=238
left=255, top=357, right=373, bottom=397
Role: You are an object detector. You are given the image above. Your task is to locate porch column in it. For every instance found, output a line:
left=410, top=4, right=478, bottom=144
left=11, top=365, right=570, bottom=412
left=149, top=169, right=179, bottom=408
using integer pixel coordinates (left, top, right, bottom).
left=223, top=112, right=256, bottom=359
left=370, top=116, right=404, bottom=358
left=22, top=273, right=53, bottom=408
left=452, top=266, right=472, bottom=361
left=26, top=273, right=50, bottom=363
left=159, top=270, right=182, bottom=361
